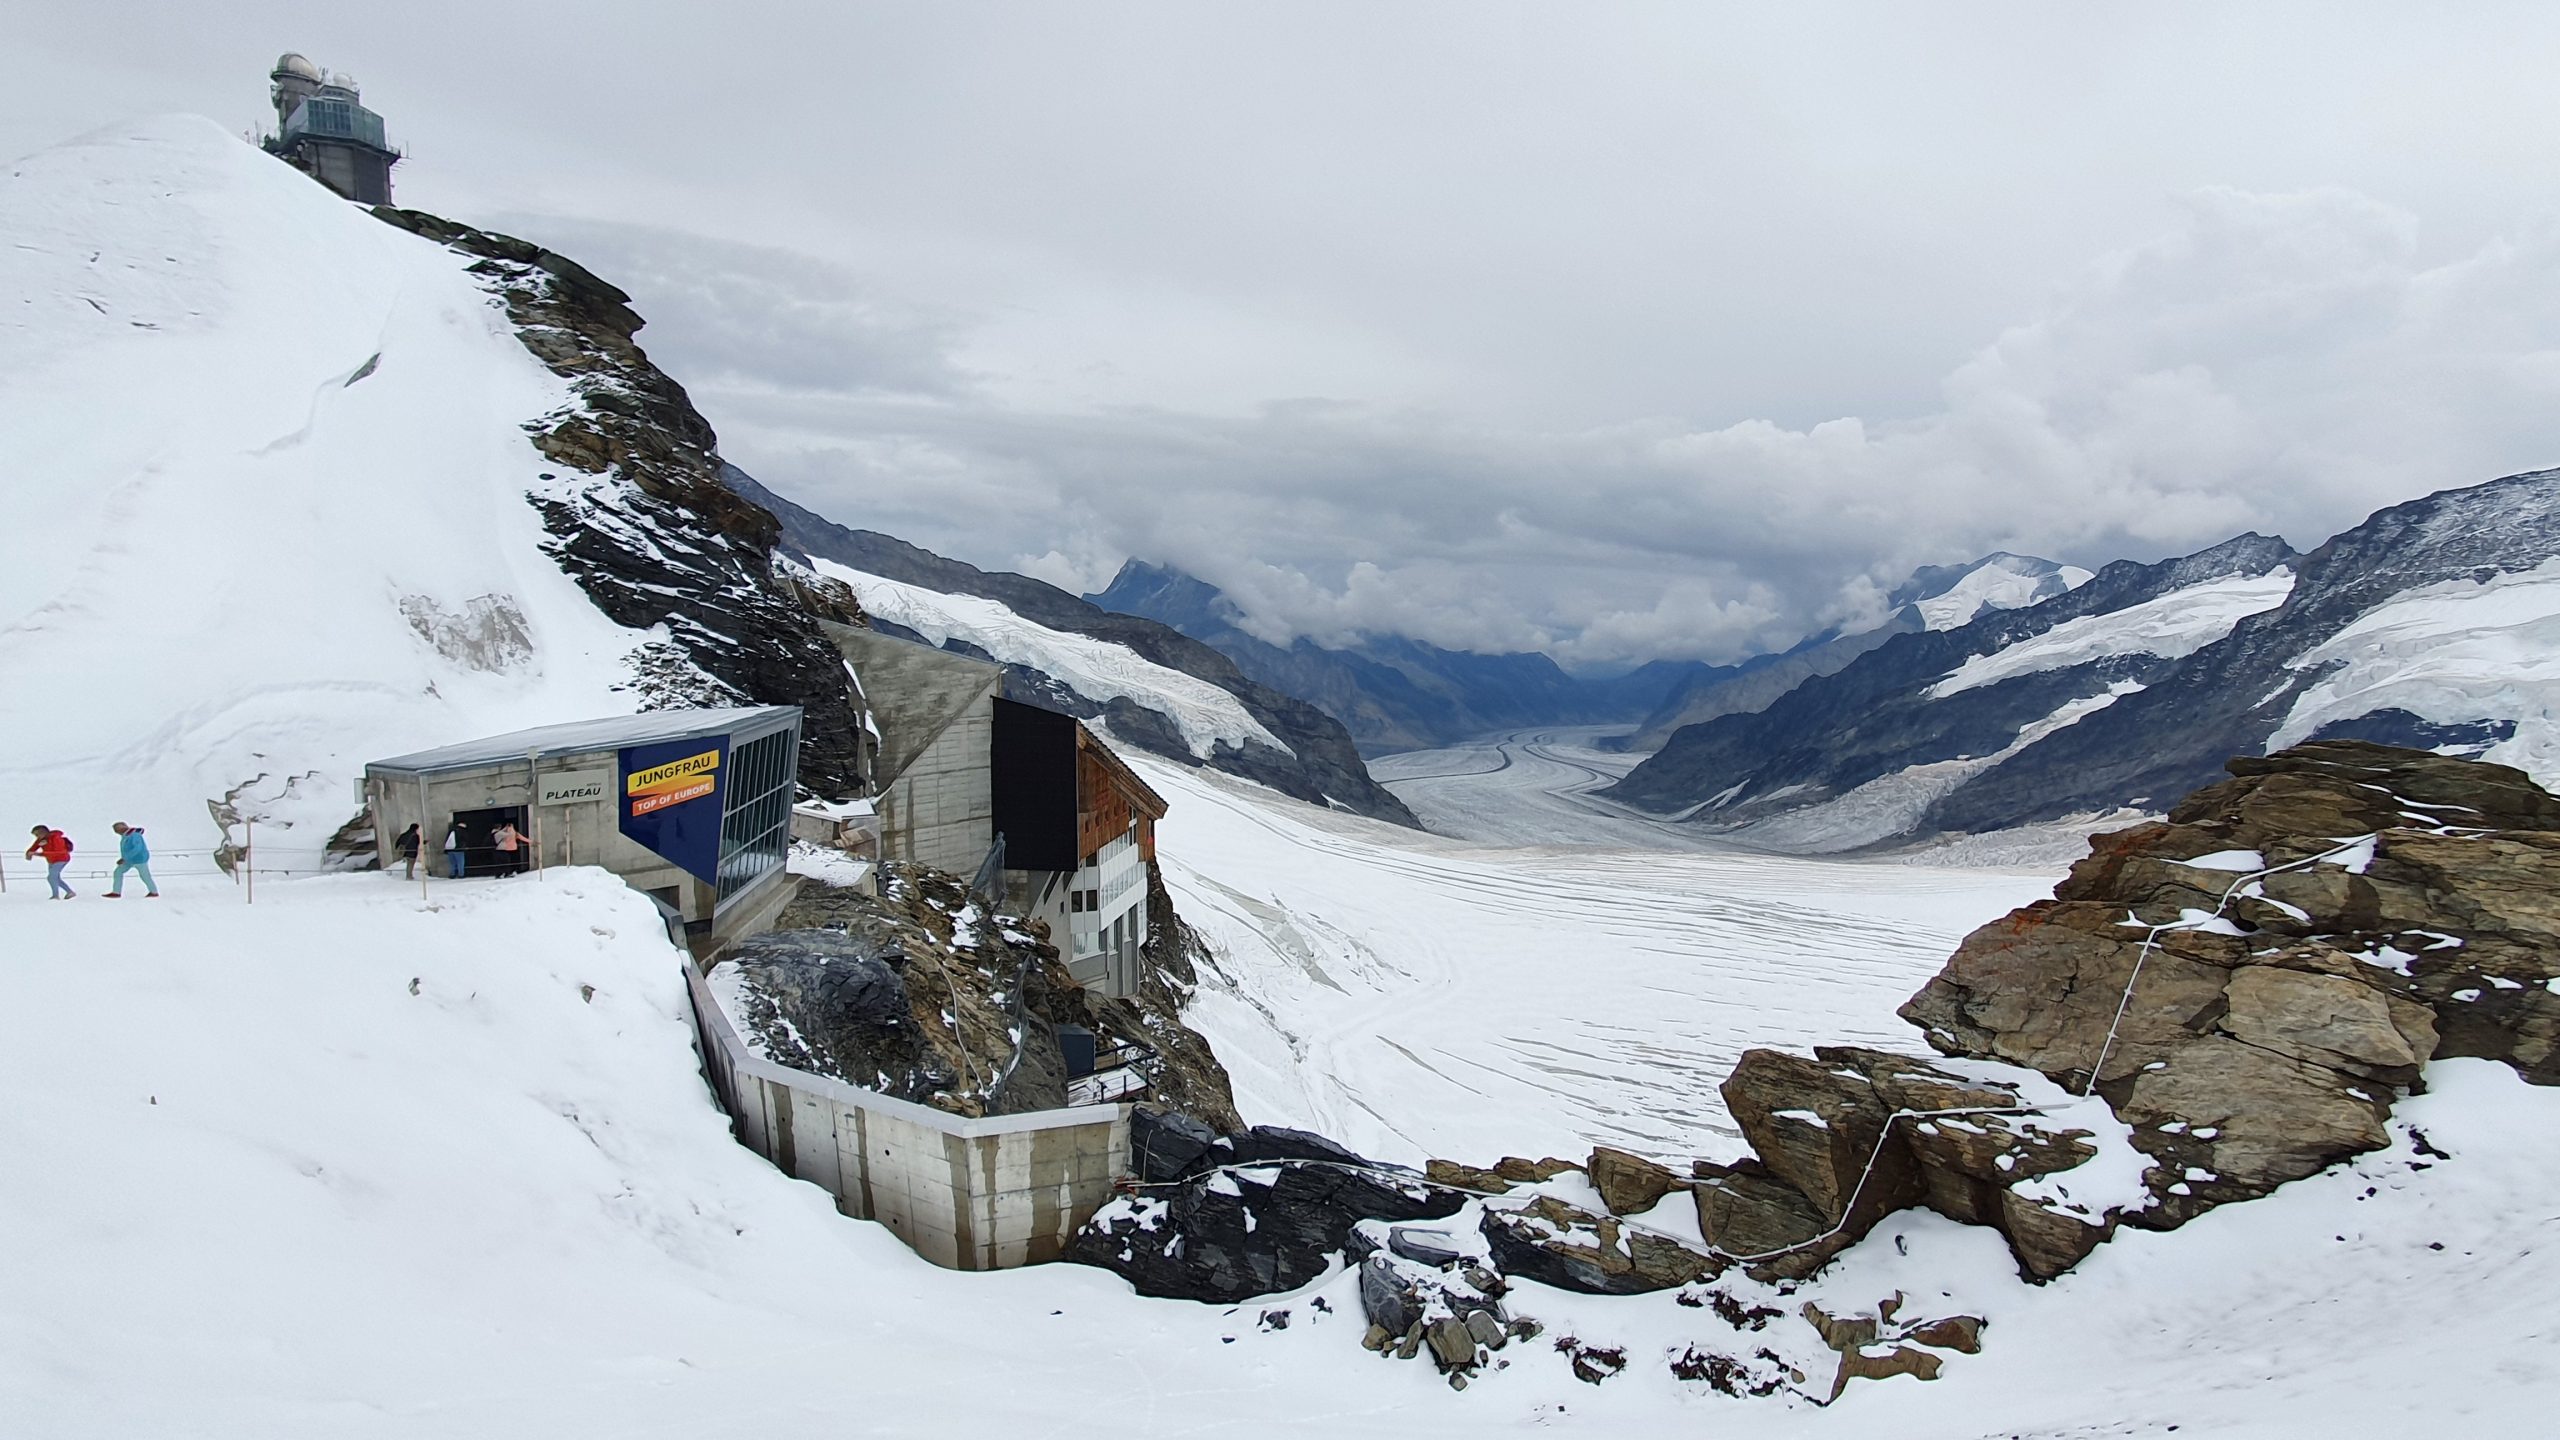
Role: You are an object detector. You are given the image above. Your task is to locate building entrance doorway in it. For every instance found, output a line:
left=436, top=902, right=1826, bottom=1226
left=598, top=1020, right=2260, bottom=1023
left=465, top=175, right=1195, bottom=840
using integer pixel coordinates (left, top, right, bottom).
left=451, top=805, right=531, bottom=877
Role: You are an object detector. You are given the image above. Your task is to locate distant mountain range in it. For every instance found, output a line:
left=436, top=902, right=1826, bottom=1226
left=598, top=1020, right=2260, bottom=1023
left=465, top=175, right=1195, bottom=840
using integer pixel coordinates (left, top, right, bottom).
left=1085, top=562, right=1709, bottom=755
left=726, top=471, right=1422, bottom=827
left=1605, top=468, right=2560, bottom=852
left=1612, top=552, right=2091, bottom=751
left=1088, top=553, right=2091, bottom=759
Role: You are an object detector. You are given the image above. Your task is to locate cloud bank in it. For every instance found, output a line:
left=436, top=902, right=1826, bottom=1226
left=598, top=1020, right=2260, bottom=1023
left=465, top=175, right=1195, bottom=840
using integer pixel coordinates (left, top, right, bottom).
left=556, top=186, right=2560, bottom=666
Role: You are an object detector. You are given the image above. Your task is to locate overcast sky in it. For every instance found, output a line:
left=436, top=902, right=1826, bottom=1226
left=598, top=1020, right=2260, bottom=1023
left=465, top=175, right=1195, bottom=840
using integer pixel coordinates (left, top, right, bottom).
left=13, top=4, right=2560, bottom=666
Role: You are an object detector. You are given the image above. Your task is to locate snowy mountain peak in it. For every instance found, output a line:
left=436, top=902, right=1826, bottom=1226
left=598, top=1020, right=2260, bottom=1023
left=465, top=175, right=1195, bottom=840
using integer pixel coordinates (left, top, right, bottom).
left=1, top=116, right=866, bottom=869
left=1895, top=552, right=2092, bottom=631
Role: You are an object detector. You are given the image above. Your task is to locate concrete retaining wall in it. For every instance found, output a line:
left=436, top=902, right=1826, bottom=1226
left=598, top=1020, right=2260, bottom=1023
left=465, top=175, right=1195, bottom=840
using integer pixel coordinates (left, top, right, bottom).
left=682, top=963, right=1129, bottom=1270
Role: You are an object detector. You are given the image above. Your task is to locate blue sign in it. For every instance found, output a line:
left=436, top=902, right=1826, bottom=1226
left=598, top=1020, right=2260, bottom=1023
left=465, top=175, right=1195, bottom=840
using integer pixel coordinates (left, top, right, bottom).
left=619, top=736, right=728, bottom=884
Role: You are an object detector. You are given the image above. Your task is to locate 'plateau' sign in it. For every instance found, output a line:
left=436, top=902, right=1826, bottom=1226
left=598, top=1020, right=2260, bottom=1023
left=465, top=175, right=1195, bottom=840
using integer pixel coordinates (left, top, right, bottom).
left=537, top=768, right=611, bottom=807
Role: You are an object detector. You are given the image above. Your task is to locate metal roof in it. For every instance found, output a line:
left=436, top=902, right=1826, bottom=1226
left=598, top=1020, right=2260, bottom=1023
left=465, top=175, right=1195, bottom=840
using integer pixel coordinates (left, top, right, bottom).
left=367, top=706, right=799, bottom=777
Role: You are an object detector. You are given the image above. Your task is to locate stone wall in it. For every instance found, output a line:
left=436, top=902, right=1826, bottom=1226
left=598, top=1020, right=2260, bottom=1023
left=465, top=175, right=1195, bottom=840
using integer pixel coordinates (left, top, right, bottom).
left=683, top=961, right=1128, bottom=1269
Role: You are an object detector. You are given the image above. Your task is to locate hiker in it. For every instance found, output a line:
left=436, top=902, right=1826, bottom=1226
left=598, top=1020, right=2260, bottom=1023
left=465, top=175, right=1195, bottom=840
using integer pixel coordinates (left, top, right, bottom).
left=394, top=823, right=422, bottom=880
left=492, top=818, right=528, bottom=875
left=107, top=822, right=158, bottom=898
left=442, top=820, right=465, bottom=879
left=24, top=825, right=74, bottom=899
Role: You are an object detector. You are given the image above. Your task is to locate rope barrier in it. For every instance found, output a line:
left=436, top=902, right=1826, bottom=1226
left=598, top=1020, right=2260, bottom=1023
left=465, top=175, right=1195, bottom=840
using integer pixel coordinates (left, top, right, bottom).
left=2079, top=833, right=2379, bottom=1096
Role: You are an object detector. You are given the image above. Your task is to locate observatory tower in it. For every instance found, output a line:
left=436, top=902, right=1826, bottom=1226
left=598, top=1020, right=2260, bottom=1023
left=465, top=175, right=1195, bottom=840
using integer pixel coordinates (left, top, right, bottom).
left=260, top=53, right=400, bottom=205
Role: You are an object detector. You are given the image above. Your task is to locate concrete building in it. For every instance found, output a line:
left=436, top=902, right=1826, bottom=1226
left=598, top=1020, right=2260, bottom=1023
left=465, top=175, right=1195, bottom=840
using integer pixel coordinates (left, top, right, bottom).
left=260, top=52, right=400, bottom=204
left=833, top=625, right=1001, bottom=877
left=364, top=707, right=801, bottom=954
left=827, top=624, right=1168, bottom=997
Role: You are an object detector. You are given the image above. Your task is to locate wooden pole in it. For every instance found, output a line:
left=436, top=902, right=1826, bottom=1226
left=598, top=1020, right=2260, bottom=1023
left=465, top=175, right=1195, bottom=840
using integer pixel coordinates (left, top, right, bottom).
left=417, top=776, right=431, bottom=903
left=530, top=750, right=546, bottom=879
left=244, top=816, right=254, bottom=906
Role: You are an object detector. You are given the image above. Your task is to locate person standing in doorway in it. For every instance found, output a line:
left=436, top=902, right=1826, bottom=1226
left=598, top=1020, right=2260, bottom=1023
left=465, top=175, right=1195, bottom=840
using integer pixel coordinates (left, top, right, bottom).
left=492, top=818, right=528, bottom=875
left=25, top=825, right=74, bottom=899
left=394, top=823, right=422, bottom=880
left=106, top=822, right=158, bottom=898
left=442, top=821, right=465, bottom=879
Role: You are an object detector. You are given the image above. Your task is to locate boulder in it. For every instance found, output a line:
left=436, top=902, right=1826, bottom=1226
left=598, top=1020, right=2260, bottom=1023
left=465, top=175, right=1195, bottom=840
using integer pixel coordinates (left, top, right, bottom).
left=1587, top=1146, right=1679, bottom=1215
left=1065, top=1135, right=1463, bottom=1302
left=1480, top=1195, right=1717, bottom=1294
left=1689, top=1159, right=1835, bottom=1279
left=1130, top=1107, right=1221, bottom=1184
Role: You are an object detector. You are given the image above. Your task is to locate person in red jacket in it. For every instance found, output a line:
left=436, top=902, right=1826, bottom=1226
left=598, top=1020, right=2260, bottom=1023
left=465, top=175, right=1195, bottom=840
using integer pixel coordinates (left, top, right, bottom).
left=25, top=825, right=75, bottom=899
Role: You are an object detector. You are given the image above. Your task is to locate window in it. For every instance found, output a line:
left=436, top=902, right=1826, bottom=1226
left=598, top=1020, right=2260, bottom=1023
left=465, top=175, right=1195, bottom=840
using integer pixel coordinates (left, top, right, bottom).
left=716, top=727, right=797, bottom=902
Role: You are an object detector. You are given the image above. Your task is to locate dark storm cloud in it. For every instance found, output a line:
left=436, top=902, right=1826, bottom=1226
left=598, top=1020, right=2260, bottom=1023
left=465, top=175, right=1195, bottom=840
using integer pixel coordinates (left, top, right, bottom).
left=13, top=4, right=2560, bottom=664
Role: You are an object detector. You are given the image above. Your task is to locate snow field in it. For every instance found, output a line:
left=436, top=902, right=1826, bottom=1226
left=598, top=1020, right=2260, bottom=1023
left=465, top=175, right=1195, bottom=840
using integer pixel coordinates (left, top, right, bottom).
left=2273, top=554, right=2560, bottom=787
left=1136, top=753, right=2058, bottom=1166
left=812, top=557, right=1291, bottom=760
left=1928, top=567, right=2296, bottom=697
left=8, top=798, right=2555, bottom=1435
left=0, top=118, right=658, bottom=876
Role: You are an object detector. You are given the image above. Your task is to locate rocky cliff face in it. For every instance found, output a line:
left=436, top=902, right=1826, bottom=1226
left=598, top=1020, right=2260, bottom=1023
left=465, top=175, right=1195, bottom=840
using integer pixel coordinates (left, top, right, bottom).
left=368, top=207, right=872, bottom=798
left=728, top=473, right=1422, bottom=827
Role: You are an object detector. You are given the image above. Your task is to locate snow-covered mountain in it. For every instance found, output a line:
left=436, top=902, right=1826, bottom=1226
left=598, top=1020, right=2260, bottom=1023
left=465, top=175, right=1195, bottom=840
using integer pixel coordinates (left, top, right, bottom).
left=1609, top=468, right=2560, bottom=850
left=1617, top=552, right=2092, bottom=752
left=0, top=116, right=867, bottom=872
left=727, top=475, right=1420, bottom=825
left=1084, top=560, right=1710, bottom=754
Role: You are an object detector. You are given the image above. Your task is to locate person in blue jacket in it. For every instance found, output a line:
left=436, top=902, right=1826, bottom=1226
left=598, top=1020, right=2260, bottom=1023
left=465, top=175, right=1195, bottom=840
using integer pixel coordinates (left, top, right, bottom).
left=107, top=821, right=158, bottom=898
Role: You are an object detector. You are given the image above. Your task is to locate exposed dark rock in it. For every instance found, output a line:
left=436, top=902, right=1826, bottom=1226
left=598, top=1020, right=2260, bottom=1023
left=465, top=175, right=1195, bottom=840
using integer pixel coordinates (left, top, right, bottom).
left=1130, top=1108, right=1221, bottom=1185
left=1064, top=1137, right=1462, bottom=1303
left=1480, top=1194, right=1718, bottom=1295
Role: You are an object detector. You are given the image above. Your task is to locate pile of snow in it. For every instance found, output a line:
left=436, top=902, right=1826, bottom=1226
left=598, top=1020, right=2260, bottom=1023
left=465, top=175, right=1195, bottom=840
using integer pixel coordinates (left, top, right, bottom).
left=1929, top=569, right=2296, bottom=698
left=2271, top=555, right=2560, bottom=785
left=813, top=559, right=1291, bottom=760
left=0, top=117, right=655, bottom=873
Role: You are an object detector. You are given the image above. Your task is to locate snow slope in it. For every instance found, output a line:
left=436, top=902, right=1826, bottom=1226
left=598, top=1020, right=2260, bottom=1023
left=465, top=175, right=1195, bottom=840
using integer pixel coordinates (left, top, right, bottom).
left=2272, top=554, right=2560, bottom=781
left=1928, top=568, right=2296, bottom=697
left=812, top=557, right=1291, bottom=759
left=0, top=118, right=656, bottom=871
left=7, top=813, right=2557, bottom=1435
